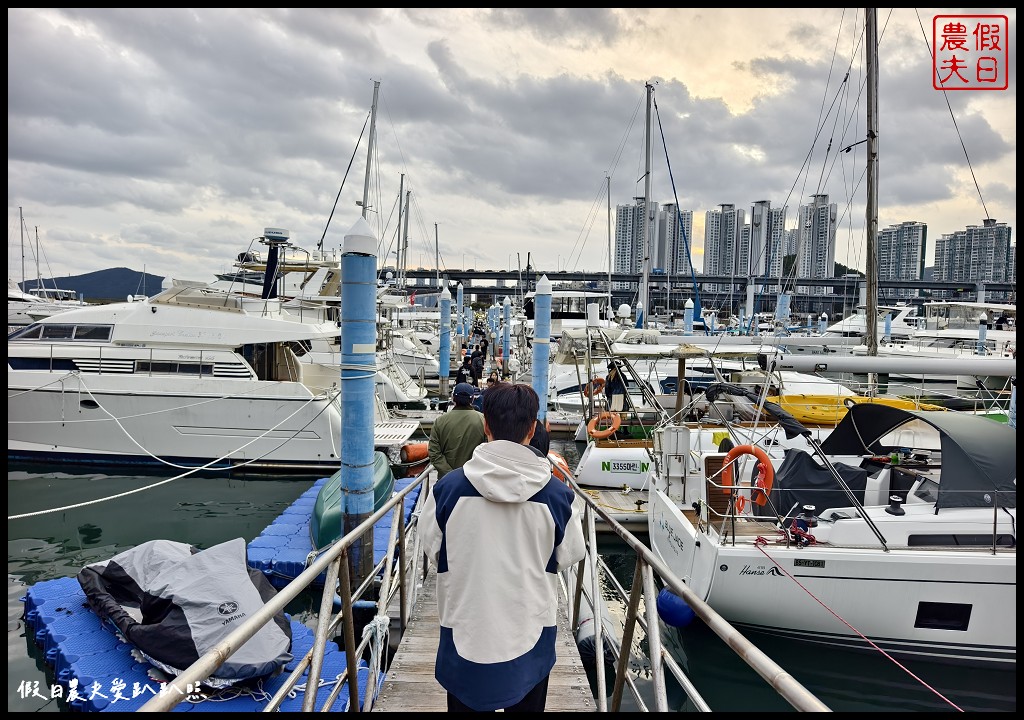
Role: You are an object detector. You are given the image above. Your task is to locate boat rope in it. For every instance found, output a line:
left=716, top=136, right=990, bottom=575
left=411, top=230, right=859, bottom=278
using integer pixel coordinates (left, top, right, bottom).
left=361, top=614, right=390, bottom=690
left=7, top=385, right=341, bottom=521
left=751, top=539, right=964, bottom=712
left=66, top=374, right=340, bottom=470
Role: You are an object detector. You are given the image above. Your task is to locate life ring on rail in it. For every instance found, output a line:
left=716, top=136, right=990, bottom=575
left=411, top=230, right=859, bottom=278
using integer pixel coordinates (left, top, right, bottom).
left=584, top=377, right=605, bottom=397
left=548, top=451, right=572, bottom=483
left=721, top=444, right=774, bottom=507
left=587, top=411, right=621, bottom=440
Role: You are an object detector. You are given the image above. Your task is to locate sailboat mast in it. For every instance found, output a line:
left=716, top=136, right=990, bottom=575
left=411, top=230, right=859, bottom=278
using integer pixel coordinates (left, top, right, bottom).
left=865, top=8, right=879, bottom=358
left=395, top=173, right=404, bottom=285
left=401, top=189, right=411, bottom=292
left=19, top=206, right=25, bottom=289
left=434, top=222, right=440, bottom=290
left=639, top=82, right=654, bottom=326
left=361, top=80, right=380, bottom=221
left=606, top=174, right=612, bottom=315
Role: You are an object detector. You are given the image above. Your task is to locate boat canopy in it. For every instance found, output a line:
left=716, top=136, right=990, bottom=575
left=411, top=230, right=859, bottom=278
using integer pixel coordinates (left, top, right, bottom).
left=820, top=404, right=1016, bottom=510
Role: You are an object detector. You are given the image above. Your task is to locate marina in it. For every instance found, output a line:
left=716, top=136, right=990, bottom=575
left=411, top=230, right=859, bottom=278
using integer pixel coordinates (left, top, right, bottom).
left=7, top=10, right=1017, bottom=712
left=8, top=428, right=1017, bottom=712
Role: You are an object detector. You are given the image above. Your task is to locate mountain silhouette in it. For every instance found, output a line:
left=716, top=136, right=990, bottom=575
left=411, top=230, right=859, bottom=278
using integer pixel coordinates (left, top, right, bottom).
left=17, top=268, right=165, bottom=303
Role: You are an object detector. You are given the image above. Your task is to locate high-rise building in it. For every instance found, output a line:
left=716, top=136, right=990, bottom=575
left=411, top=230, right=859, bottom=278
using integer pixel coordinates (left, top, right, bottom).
left=933, top=218, right=1014, bottom=299
left=703, top=203, right=745, bottom=294
left=745, top=201, right=786, bottom=292
left=795, top=194, right=837, bottom=294
left=654, top=203, right=695, bottom=276
left=614, top=198, right=659, bottom=290
left=877, top=221, right=926, bottom=299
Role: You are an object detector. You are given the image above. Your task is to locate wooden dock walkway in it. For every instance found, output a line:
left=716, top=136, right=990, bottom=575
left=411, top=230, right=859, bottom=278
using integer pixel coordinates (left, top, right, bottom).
left=373, top=567, right=597, bottom=712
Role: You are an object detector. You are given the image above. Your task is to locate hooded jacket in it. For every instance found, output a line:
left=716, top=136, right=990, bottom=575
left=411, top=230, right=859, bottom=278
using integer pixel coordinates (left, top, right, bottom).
left=419, top=440, right=586, bottom=711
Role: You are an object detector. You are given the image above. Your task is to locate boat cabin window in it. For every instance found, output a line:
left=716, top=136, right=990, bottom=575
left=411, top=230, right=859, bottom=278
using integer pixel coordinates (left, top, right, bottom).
left=137, top=361, right=214, bottom=376
left=8, top=323, right=113, bottom=342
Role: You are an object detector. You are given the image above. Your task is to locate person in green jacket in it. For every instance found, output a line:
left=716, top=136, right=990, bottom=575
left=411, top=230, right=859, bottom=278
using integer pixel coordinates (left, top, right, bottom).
left=428, top=383, right=487, bottom=477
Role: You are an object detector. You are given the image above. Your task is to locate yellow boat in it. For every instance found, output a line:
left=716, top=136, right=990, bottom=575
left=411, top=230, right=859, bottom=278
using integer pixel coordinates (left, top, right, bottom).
left=767, top=394, right=947, bottom=426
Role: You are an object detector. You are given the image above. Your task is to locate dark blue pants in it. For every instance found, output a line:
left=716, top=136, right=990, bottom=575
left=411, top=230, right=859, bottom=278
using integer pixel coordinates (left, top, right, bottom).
left=446, top=676, right=549, bottom=712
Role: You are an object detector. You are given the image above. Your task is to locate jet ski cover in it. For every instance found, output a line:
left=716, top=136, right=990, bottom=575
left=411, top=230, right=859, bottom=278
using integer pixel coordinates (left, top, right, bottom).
left=77, top=537, right=292, bottom=686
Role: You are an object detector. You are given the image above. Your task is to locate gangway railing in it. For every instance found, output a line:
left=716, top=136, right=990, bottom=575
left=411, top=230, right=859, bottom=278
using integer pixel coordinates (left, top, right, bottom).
left=139, top=458, right=830, bottom=712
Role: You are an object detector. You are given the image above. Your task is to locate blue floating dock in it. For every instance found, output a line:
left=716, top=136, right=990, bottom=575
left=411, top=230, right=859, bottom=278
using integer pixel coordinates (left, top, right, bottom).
left=21, top=577, right=377, bottom=712
left=247, top=476, right=421, bottom=588
left=18, top=475, right=423, bottom=712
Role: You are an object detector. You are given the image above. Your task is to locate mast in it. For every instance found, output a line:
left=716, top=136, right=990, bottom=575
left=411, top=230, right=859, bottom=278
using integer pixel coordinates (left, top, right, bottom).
left=639, top=82, right=654, bottom=326
left=606, top=174, right=613, bottom=316
left=360, top=80, right=380, bottom=221
left=401, top=189, right=411, bottom=293
left=434, top=222, right=440, bottom=290
left=865, top=9, right=879, bottom=360
left=396, top=173, right=405, bottom=286
left=19, top=206, right=25, bottom=290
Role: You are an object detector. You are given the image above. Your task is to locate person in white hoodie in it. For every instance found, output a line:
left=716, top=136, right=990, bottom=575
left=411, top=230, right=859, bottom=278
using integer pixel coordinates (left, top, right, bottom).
left=419, top=382, right=586, bottom=712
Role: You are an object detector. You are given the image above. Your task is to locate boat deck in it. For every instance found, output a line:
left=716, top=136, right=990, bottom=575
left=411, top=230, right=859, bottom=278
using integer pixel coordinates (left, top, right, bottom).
left=372, top=566, right=596, bottom=712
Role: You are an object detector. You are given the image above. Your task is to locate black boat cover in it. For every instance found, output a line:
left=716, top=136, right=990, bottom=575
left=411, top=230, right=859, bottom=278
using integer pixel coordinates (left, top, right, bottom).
left=755, top=448, right=868, bottom=518
left=77, top=538, right=292, bottom=687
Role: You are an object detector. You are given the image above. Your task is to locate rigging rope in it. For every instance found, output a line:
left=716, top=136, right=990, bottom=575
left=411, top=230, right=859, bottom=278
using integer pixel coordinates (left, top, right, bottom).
left=752, top=540, right=963, bottom=711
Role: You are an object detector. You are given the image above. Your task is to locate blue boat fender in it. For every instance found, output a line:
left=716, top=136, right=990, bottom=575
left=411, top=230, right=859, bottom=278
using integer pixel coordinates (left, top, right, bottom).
left=656, top=587, right=696, bottom=628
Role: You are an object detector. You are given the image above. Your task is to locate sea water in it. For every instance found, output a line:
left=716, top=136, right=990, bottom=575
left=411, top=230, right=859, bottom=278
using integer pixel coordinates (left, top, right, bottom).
left=8, top=447, right=1016, bottom=712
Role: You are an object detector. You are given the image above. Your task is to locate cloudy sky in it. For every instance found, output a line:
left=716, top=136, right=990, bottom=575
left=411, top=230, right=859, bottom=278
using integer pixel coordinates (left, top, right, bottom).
left=8, top=8, right=1016, bottom=288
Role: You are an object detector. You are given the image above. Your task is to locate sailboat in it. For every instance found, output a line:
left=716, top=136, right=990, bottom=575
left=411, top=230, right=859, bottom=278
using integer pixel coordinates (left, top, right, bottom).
left=645, top=9, right=1016, bottom=668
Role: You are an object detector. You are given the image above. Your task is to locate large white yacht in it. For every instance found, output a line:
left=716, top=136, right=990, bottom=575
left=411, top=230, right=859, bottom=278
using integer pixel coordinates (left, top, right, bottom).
left=7, top=284, right=419, bottom=474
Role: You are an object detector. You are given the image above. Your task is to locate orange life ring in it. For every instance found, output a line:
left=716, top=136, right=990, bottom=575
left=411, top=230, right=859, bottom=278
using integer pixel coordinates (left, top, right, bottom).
left=548, top=451, right=572, bottom=483
left=584, top=377, right=605, bottom=397
left=587, top=411, right=621, bottom=440
left=721, top=444, right=775, bottom=507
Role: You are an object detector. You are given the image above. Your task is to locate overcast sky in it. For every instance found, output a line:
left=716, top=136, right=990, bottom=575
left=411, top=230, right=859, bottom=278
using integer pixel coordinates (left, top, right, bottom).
left=8, top=8, right=1016, bottom=288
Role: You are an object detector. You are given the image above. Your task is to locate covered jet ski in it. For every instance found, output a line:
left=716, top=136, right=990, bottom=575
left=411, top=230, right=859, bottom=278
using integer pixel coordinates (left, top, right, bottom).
left=77, top=537, right=292, bottom=687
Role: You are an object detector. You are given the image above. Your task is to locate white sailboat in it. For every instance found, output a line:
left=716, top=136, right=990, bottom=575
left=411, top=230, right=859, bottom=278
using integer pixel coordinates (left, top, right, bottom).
left=645, top=10, right=1016, bottom=668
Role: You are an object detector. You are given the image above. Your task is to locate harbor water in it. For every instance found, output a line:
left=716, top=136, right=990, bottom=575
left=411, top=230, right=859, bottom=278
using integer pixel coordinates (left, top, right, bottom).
left=8, top=438, right=1016, bottom=712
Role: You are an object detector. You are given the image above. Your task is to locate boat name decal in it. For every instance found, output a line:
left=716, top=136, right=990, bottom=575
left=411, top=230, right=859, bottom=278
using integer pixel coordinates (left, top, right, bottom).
left=739, top=565, right=785, bottom=577
left=653, top=515, right=686, bottom=555
left=601, top=461, right=650, bottom=474
left=149, top=329, right=224, bottom=340
left=794, top=559, right=825, bottom=568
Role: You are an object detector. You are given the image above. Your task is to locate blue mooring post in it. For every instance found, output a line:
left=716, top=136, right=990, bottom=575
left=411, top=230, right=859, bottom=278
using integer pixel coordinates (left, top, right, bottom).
left=502, top=296, right=512, bottom=373
left=339, top=217, right=377, bottom=585
left=439, top=286, right=452, bottom=398
left=456, top=282, right=465, bottom=342
left=532, top=276, right=552, bottom=423
left=884, top=312, right=892, bottom=342
left=634, top=300, right=644, bottom=329
left=819, top=313, right=828, bottom=334
left=684, top=298, right=694, bottom=335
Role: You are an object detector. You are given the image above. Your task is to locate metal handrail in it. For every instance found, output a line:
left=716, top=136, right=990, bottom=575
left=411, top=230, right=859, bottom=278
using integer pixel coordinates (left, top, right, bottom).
left=139, top=456, right=829, bottom=712
left=137, top=467, right=432, bottom=712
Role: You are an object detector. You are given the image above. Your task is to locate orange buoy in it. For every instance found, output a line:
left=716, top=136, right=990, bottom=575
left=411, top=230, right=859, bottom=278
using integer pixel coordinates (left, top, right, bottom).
left=548, top=451, right=572, bottom=483
left=400, top=441, right=430, bottom=477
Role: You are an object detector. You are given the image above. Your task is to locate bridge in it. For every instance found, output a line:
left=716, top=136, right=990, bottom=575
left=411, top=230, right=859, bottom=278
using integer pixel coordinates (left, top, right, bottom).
left=386, top=268, right=1015, bottom=316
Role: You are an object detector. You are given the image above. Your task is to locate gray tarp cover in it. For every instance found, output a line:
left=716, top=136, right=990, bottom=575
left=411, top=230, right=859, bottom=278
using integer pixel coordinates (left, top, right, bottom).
left=77, top=538, right=292, bottom=685
left=819, top=404, right=1016, bottom=510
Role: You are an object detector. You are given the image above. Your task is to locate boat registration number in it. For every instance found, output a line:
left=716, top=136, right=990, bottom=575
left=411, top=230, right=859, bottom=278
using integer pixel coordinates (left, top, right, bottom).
left=794, top=559, right=825, bottom=568
left=602, top=461, right=650, bottom=474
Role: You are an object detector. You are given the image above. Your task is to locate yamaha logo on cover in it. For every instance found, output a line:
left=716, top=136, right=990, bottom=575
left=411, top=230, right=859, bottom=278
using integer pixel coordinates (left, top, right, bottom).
left=218, top=601, right=239, bottom=615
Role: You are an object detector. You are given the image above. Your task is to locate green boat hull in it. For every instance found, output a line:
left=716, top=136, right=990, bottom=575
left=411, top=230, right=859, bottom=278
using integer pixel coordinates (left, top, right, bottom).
left=309, top=451, right=395, bottom=551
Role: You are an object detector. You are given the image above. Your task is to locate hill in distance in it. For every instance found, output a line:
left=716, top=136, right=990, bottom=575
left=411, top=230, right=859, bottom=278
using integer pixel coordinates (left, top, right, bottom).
left=18, top=268, right=165, bottom=303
